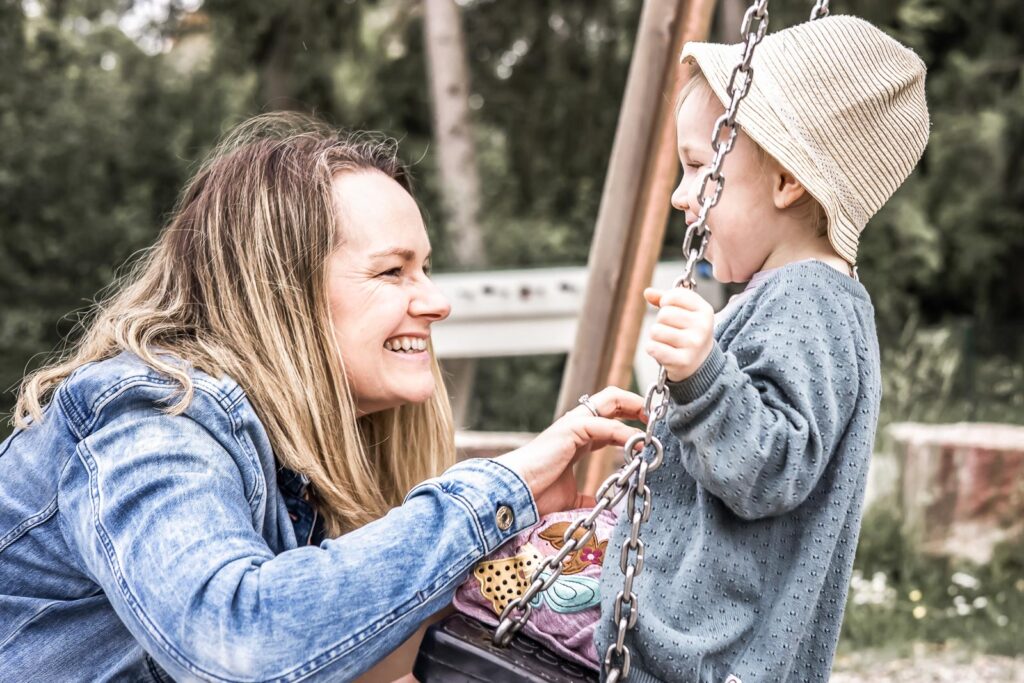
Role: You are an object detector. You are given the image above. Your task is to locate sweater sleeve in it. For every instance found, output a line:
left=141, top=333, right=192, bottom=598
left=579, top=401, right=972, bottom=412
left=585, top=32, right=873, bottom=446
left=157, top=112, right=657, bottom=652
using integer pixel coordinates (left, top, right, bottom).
left=664, top=278, right=862, bottom=520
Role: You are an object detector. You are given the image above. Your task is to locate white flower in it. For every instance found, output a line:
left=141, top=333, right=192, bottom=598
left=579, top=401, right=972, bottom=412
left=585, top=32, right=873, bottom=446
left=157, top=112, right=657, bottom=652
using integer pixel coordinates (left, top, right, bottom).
left=849, top=569, right=895, bottom=607
left=951, top=572, right=979, bottom=590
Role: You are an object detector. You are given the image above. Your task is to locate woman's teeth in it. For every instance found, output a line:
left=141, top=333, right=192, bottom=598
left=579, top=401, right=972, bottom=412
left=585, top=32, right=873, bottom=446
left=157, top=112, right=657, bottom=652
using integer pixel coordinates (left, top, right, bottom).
left=384, top=336, right=427, bottom=353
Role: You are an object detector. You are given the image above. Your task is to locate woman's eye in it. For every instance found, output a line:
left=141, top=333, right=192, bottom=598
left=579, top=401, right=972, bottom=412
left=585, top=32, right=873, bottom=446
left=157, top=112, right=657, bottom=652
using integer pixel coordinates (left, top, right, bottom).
left=379, top=267, right=402, bottom=278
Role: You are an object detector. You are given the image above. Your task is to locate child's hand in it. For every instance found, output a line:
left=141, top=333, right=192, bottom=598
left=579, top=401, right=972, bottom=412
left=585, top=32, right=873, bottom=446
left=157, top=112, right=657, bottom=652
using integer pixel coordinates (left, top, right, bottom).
left=643, top=287, right=715, bottom=382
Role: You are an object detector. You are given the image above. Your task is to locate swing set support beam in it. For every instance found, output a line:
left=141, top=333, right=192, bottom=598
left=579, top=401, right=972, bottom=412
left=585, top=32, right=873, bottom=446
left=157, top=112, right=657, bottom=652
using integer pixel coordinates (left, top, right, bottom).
left=556, top=0, right=718, bottom=493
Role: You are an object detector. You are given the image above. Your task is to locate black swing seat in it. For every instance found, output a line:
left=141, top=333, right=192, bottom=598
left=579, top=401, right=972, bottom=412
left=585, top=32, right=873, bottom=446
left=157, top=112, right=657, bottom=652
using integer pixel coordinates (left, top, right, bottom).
left=413, top=612, right=599, bottom=682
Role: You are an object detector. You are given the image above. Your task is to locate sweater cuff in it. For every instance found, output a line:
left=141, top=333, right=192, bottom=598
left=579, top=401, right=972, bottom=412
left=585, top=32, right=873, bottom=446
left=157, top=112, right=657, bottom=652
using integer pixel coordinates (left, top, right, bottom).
left=667, top=342, right=726, bottom=405
left=404, top=458, right=539, bottom=555
left=627, top=667, right=668, bottom=683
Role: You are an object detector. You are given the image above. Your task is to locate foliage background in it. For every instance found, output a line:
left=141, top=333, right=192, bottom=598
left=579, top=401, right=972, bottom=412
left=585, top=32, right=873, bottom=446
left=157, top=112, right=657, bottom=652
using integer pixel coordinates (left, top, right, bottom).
left=2, top=0, right=1021, bottom=437
left=1, top=0, right=1022, bottom=661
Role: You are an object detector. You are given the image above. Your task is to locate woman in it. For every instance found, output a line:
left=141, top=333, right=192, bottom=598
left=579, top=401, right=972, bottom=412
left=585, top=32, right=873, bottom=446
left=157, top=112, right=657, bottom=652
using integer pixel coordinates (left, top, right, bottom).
left=0, top=113, right=644, bottom=681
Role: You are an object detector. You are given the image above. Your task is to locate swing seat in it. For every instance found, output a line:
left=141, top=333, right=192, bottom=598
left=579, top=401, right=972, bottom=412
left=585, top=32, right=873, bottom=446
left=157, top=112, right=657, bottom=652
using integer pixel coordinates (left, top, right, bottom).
left=413, top=612, right=598, bottom=683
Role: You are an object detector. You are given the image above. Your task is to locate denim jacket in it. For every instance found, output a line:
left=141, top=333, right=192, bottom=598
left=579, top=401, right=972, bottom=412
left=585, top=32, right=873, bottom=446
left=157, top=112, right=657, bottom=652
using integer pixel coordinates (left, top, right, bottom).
left=0, top=352, right=538, bottom=681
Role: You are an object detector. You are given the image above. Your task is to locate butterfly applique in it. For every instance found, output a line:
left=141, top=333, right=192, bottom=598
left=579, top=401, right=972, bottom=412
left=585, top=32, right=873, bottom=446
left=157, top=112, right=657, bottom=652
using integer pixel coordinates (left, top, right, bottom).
left=528, top=569, right=601, bottom=613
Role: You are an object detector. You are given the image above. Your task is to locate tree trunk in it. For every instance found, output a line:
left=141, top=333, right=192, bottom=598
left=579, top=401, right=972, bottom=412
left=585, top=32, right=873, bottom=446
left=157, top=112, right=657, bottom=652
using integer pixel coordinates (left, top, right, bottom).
left=257, top=14, right=297, bottom=111
left=423, top=0, right=486, bottom=430
left=422, top=0, right=486, bottom=268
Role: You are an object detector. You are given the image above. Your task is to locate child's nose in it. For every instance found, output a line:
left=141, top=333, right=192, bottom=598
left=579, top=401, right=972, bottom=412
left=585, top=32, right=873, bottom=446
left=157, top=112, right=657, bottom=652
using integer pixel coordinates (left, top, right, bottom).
left=671, top=180, right=689, bottom=212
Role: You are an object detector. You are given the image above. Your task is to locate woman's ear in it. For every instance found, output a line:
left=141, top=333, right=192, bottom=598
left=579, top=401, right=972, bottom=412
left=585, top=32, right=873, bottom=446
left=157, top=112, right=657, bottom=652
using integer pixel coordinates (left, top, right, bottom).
left=773, top=166, right=807, bottom=210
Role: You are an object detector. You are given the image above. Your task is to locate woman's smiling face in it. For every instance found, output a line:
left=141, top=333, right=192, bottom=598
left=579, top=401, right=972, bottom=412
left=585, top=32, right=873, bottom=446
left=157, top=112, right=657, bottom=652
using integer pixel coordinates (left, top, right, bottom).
left=327, top=171, right=450, bottom=416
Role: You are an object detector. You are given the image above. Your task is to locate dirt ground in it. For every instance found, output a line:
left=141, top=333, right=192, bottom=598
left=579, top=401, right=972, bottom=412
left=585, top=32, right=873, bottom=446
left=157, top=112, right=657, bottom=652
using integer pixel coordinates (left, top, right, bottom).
left=831, top=644, right=1024, bottom=682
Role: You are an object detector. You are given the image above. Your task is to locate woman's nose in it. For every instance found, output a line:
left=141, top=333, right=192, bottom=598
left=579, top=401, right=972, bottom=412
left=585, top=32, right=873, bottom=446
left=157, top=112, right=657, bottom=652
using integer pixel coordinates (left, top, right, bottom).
left=410, top=277, right=451, bottom=322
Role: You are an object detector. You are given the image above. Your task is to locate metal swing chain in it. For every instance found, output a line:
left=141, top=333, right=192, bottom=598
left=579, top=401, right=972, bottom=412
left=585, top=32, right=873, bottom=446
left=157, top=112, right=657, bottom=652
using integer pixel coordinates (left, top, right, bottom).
left=493, top=2, right=776, bottom=681
left=810, top=0, right=831, bottom=21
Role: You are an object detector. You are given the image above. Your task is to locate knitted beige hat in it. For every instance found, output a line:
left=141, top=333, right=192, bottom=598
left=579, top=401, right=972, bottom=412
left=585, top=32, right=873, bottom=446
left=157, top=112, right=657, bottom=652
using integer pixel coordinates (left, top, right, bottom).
left=681, top=15, right=929, bottom=264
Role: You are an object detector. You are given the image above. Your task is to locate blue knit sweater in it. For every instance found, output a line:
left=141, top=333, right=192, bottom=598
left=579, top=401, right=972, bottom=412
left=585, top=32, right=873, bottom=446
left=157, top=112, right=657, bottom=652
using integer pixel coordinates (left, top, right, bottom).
left=595, top=261, right=881, bottom=683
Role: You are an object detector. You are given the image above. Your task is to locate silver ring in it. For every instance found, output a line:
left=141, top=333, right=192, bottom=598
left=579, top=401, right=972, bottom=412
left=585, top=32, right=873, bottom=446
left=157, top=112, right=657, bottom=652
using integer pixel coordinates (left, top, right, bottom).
left=578, top=394, right=600, bottom=418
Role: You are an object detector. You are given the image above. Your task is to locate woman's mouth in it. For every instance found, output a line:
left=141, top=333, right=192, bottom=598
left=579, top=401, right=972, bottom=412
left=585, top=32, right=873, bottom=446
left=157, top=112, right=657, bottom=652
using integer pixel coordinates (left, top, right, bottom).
left=383, top=336, right=428, bottom=354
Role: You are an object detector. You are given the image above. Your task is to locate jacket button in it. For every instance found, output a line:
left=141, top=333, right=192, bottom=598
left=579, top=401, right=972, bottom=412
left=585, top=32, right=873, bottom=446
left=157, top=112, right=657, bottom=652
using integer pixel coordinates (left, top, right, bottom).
left=495, top=505, right=514, bottom=531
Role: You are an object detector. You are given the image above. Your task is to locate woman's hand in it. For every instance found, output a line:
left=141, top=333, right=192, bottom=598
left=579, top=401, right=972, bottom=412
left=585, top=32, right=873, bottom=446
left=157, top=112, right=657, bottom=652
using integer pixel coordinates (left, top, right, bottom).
left=494, top=386, right=646, bottom=516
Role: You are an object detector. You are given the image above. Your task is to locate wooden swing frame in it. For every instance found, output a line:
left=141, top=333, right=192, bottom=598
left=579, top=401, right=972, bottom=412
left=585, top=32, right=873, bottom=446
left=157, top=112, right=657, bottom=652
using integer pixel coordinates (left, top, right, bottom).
left=558, top=0, right=719, bottom=493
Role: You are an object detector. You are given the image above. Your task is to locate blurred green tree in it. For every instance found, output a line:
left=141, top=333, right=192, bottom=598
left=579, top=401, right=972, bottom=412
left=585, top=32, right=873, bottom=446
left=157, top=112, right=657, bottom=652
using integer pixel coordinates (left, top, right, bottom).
left=0, top=0, right=202, bottom=427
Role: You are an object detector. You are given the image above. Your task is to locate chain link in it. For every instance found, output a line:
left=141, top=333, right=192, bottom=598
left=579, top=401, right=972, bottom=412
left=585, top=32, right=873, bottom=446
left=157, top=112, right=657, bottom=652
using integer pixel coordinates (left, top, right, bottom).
left=493, top=453, right=646, bottom=646
left=684, top=0, right=770, bottom=293
left=810, top=0, right=830, bottom=21
left=493, top=2, right=774, bottom=679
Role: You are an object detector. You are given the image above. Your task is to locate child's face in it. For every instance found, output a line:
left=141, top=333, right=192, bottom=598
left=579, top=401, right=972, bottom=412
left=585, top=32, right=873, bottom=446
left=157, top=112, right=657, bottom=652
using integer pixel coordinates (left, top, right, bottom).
left=672, top=85, right=780, bottom=283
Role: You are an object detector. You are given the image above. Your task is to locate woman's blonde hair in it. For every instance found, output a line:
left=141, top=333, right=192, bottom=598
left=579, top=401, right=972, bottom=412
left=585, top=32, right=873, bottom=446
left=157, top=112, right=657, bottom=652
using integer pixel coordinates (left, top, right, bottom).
left=15, top=113, right=455, bottom=536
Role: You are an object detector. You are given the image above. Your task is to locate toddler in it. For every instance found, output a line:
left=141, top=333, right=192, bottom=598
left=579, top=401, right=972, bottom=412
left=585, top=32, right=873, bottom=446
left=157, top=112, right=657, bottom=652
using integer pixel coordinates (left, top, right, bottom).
left=456, top=15, right=929, bottom=682
left=594, top=14, right=928, bottom=683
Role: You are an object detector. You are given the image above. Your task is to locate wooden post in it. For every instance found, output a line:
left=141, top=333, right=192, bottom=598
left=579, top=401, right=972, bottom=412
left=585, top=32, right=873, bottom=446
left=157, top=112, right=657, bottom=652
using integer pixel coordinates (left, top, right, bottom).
left=555, top=0, right=718, bottom=492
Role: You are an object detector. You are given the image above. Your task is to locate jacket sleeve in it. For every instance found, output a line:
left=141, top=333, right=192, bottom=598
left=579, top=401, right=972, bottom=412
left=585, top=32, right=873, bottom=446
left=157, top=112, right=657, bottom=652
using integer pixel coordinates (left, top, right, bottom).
left=664, top=283, right=862, bottom=520
left=56, top=395, right=537, bottom=682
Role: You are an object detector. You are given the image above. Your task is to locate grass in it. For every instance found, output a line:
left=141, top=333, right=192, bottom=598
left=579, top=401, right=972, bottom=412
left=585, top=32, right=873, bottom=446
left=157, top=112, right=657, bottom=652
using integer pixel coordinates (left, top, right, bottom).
left=838, top=503, right=1024, bottom=657
left=840, top=320, right=1023, bottom=656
